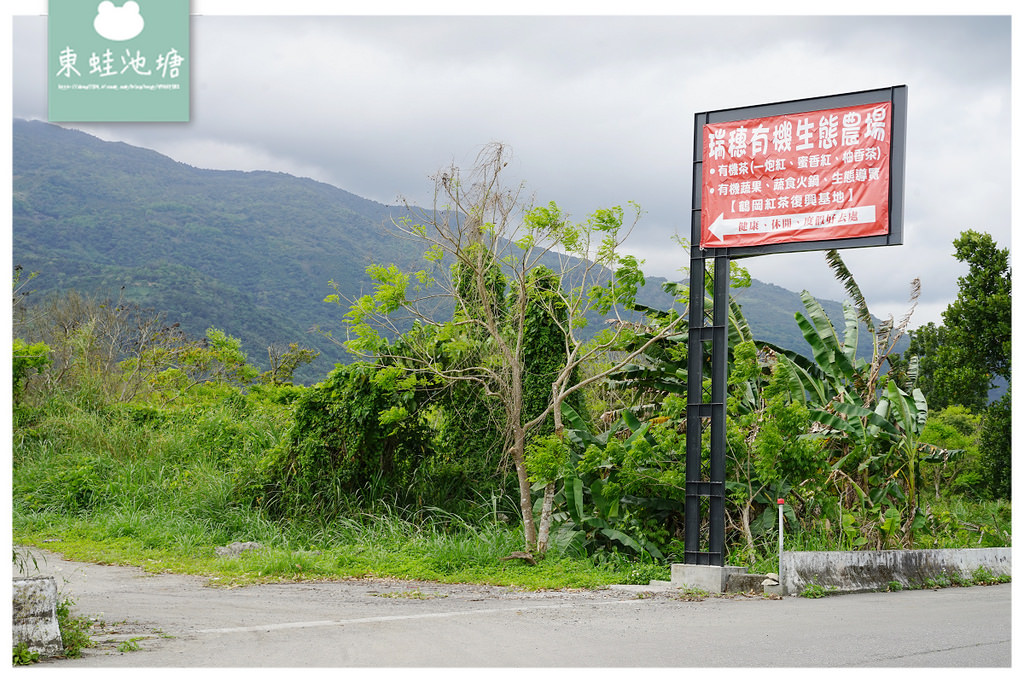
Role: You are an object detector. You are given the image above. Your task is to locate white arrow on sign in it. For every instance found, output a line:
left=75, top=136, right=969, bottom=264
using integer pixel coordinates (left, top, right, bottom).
left=707, top=205, right=877, bottom=241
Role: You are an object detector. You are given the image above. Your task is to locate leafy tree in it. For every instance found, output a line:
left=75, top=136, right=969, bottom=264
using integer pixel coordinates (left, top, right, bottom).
left=919, top=405, right=981, bottom=497
left=136, top=327, right=259, bottom=404
left=258, top=343, right=320, bottom=386
left=909, top=230, right=1011, bottom=411
left=905, top=322, right=969, bottom=408
left=330, top=143, right=685, bottom=554
left=522, top=265, right=581, bottom=434
left=945, top=231, right=1011, bottom=380
left=907, top=231, right=1011, bottom=500
left=978, top=390, right=1011, bottom=500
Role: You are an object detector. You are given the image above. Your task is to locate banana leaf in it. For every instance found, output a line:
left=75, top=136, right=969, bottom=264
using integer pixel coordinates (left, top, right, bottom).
left=564, top=472, right=586, bottom=525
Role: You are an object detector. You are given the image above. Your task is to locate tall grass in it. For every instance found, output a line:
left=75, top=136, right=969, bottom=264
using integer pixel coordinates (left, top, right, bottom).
left=12, top=386, right=645, bottom=588
left=15, top=389, right=288, bottom=546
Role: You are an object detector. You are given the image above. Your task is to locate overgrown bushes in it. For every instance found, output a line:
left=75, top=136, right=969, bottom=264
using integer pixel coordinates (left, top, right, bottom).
left=257, top=362, right=516, bottom=521
left=258, top=363, right=434, bottom=517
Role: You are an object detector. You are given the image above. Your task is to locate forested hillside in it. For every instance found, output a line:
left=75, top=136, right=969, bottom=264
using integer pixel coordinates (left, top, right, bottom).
left=12, top=119, right=878, bottom=384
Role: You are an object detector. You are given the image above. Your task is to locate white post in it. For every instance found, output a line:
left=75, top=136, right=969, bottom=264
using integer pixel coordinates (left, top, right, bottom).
left=777, top=497, right=785, bottom=589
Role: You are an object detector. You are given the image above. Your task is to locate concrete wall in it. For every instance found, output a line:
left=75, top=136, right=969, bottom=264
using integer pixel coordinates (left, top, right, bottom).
left=781, top=547, right=1012, bottom=595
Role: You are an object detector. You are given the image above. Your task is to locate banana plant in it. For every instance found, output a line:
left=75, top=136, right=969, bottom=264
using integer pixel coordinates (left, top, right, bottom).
left=560, top=467, right=666, bottom=561
left=786, top=296, right=954, bottom=545
left=874, top=379, right=961, bottom=543
left=536, top=401, right=668, bottom=560
left=739, top=252, right=961, bottom=548
left=762, top=296, right=870, bottom=408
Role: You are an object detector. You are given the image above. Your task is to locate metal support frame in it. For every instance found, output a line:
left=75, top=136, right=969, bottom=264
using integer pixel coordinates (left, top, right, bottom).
left=684, top=249, right=728, bottom=565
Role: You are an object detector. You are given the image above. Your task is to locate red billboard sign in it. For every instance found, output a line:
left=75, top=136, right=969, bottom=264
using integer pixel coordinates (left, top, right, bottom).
left=700, top=101, right=893, bottom=249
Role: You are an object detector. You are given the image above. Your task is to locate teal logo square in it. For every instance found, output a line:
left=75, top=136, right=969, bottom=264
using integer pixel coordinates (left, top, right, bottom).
left=49, top=0, right=190, bottom=122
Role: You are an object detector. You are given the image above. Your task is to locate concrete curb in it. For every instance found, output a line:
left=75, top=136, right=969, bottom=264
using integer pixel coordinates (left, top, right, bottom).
left=781, top=547, right=1012, bottom=595
left=13, top=576, right=64, bottom=657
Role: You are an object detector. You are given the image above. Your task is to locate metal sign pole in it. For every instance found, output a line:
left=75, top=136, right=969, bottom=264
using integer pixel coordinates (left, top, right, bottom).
left=685, top=110, right=728, bottom=567
left=683, top=243, right=728, bottom=566
left=683, top=244, right=704, bottom=563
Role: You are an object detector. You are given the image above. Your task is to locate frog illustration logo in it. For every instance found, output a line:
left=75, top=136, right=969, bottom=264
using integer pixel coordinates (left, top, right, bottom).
left=93, top=1, right=145, bottom=41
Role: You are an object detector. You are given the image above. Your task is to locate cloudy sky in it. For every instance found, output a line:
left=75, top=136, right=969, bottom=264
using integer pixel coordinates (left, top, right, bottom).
left=6, top=3, right=1016, bottom=327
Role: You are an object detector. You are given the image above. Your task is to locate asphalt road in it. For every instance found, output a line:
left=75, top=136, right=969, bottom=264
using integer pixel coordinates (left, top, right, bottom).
left=16, top=548, right=1013, bottom=668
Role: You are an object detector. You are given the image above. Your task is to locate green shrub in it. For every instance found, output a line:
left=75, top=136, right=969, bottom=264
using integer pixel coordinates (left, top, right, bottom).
left=12, top=338, right=50, bottom=403
left=56, top=598, right=94, bottom=658
left=259, top=363, right=436, bottom=518
left=800, top=583, right=835, bottom=599
left=13, top=642, right=40, bottom=666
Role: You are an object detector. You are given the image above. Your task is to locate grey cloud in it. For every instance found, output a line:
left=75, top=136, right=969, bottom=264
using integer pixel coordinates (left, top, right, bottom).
left=11, top=14, right=1011, bottom=326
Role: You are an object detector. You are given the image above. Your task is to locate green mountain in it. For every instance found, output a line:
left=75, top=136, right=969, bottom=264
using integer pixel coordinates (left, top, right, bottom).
left=12, top=119, right=887, bottom=384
